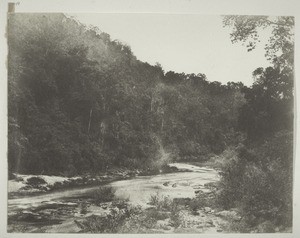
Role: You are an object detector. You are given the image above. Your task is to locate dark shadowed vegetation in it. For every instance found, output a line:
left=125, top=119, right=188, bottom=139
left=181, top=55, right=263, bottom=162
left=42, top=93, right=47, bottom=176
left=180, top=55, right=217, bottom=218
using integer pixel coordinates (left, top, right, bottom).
left=8, top=13, right=244, bottom=176
left=7, top=14, right=294, bottom=233
left=217, top=15, right=294, bottom=232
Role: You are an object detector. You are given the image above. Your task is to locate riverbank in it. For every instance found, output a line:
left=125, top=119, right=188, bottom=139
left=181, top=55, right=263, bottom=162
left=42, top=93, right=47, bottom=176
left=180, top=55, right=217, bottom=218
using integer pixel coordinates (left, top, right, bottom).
left=8, top=162, right=242, bottom=233
left=8, top=169, right=135, bottom=199
left=8, top=165, right=182, bottom=199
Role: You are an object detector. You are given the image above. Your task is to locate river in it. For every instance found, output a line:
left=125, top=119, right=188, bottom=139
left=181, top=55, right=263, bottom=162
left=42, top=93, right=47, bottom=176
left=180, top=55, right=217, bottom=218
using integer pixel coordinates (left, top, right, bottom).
left=111, top=163, right=218, bottom=206
left=8, top=163, right=226, bottom=233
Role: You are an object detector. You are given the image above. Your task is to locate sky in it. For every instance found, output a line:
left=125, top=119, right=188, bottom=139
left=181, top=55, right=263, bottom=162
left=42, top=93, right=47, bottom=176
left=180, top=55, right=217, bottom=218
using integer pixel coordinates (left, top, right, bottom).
left=1, top=2, right=299, bottom=234
left=71, top=13, right=271, bottom=86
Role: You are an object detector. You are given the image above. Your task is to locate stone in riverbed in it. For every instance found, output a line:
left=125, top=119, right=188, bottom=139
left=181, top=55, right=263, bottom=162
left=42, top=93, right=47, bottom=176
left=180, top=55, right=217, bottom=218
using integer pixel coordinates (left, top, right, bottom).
left=215, top=210, right=241, bottom=221
left=204, top=207, right=211, bottom=213
left=162, top=226, right=172, bottom=230
left=191, top=210, right=199, bottom=215
left=163, top=182, right=170, bottom=186
left=206, top=220, right=215, bottom=227
left=16, top=211, right=41, bottom=222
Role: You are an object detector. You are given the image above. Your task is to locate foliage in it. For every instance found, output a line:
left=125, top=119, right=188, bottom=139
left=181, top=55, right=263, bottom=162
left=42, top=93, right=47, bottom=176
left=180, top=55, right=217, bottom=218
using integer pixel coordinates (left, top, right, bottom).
left=80, top=202, right=88, bottom=215
left=217, top=132, right=293, bottom=231
left=8, top=13, right=244, bottom=175
left=238, top=66, right=293, bottom=140
left=147, top=194, right=182, bottom=228
left=91, top=186, right=116, bottom=204
left=223, top=16, right=294, bottom=69
left=75, top=195, right=183, bottom=233
left=220, top=15, right=294, bottom=232
left=148, top=193, right=175, bottom=211
left=7, top=13, right=294, bottom=234
left=189, top=190, right=216, bottom=213
left=75, top=211, right=130, bottom=233
left=26, top=176, right=46, bottom=186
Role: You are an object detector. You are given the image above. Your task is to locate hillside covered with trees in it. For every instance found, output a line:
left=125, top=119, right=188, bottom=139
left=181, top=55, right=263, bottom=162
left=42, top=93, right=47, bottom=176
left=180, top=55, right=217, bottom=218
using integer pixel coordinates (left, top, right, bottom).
left=8, top=14, right=245, bottom=176
left=7, top=14, right=294, bottom=233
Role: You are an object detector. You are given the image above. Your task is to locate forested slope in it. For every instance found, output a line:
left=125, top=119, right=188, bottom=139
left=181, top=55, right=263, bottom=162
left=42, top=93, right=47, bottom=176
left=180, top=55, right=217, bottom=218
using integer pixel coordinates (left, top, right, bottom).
left=8, top=14, right=244, bottom=176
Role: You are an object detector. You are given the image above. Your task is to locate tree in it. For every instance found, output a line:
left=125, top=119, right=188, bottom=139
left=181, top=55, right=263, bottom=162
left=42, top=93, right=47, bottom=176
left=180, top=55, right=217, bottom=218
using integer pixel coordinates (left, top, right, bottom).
left=219, top=15, right=294, bottom=232
left=223, top=16, right=294, bottom=69
left=223, top=15, right=294, bottom=139
left=7, top=13, right=246, bottom=176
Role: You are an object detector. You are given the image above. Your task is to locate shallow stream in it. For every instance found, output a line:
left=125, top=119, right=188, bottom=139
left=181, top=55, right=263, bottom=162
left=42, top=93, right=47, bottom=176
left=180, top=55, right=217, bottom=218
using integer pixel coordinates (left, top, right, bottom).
left=8, top=163, right=223, bottom=233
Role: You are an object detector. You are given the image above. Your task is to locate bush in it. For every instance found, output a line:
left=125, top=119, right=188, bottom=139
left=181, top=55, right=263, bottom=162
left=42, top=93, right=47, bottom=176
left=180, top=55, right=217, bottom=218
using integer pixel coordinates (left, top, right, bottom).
left=75, top=194, right=184, bottom=233
left=145, top=208, right=169, bottom=220
left=189, top=190, right=216, bottom=214
left=75, top=211, right=128, bottom=233
left=147, top=193, right=182, bottom=228
left=92, top=186, right=116, bottom=205
left=76, top=203, right=149, bottom=233
left=80, top=202, right=88, bottom=215
left=26, top=176, right=46, bottom=186
left=169, top=202, right=181, bottom=228
left=217, top=131, right=293, bottom=232
left=148, top=193, right=173, bottom=211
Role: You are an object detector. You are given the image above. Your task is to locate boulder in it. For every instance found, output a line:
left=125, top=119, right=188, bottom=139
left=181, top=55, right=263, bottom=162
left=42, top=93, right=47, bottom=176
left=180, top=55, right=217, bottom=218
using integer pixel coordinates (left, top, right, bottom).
left=215, top=210, right=241, bottom=221
left=204, top=207, right=211, bottom=213
left=163, top=182, right=170, bottom=186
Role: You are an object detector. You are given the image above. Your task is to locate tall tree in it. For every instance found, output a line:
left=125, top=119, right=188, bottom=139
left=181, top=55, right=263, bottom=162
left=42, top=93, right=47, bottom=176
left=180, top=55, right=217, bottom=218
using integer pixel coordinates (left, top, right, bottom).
left=223, top=16, right=294, bottom=69
left=223, top=15, right=294, bottom=139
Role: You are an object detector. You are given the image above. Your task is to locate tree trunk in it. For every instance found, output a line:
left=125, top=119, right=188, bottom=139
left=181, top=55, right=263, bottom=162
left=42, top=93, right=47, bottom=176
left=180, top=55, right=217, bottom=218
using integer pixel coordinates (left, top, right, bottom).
left=87, top=108, right=93, bottom=134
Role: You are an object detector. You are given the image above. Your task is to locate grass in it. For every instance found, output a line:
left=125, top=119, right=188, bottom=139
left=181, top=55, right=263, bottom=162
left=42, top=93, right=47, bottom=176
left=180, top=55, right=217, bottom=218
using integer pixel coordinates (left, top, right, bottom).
left=75, top=193, right=184, bottom=233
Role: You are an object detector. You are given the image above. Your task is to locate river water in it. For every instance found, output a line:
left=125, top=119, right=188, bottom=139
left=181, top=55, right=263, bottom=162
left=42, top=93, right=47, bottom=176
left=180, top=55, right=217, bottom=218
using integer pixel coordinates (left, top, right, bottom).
left=111, top=163, right=218, bottom=206
left=8, top=163, right=223, bottom=233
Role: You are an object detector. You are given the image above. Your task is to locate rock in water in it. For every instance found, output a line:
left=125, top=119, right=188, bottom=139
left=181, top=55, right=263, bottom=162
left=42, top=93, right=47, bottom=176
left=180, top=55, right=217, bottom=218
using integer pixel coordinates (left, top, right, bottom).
left=215, top=210, right=241, bottom=221
left=204, top=207, right=211, bottom=213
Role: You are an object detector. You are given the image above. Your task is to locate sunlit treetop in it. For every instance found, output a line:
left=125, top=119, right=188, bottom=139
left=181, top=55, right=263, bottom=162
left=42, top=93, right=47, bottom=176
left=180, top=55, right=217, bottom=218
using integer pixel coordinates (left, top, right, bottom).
left=223, top=15, right=294, bottom=70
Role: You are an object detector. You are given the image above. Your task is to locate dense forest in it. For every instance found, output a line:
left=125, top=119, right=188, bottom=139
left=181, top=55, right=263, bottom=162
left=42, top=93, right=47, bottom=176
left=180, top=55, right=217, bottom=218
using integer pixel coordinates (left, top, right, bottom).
left=8, top=14, right=245, bottom=175
left=8, top=14, right=294, bottom=232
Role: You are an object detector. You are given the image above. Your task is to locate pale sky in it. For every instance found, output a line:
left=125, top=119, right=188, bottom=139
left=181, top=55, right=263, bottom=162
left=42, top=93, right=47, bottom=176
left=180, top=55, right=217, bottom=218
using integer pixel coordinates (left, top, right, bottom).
left=71, top=13, right=271, bottom=86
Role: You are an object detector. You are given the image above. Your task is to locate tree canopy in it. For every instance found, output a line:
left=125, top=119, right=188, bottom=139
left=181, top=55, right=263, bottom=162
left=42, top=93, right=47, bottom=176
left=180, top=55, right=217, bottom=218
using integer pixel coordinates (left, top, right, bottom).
left=8, top=13, right=244, bottom=176
left=218, top=15, right=294, bottom=232
left=223, top=15, right=294, bottom=70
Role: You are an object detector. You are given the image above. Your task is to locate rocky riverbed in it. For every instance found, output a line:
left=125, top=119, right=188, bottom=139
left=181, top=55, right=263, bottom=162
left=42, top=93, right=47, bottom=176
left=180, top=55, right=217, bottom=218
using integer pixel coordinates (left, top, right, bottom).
left=8, top=163, right=240, bottom=233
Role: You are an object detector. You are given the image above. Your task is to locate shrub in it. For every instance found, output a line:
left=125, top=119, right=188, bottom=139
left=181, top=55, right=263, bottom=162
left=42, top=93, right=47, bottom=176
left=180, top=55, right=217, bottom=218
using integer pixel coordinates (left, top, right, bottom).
left=75, top=194, right=184, bottom=233
left=189, top=190, right=215, bottom=213
left=169, top=202, right=181, bottom=228
left=145, top=208, right=169, bottom=220
left=148, top=193, right=173, bottom=211
left=92, top=186, right=116, bottom=205
left=80, top=202, right=88, bottom=215
left=75, top=212, right=127, bottom=233
left=26, top=176, right=46, bottom=186
left=148, top=193, right=160, bottom=206
left=147, top=193, right=183, bottom=228
left=75, top=204, right=144, bottom=233
left=216, top=131, right=293, bottom=232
